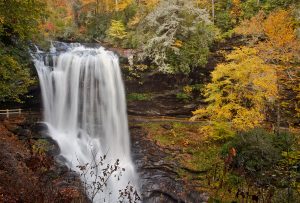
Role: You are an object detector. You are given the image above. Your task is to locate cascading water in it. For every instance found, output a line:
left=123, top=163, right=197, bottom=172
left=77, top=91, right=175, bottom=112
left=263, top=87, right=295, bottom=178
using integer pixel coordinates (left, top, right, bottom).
left=33, top=42, right=139, bottom=202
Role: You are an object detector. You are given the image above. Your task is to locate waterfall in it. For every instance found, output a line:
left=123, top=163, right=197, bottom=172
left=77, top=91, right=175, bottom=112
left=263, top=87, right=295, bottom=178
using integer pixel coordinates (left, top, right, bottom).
left=33, top=42, right=139, bottom=202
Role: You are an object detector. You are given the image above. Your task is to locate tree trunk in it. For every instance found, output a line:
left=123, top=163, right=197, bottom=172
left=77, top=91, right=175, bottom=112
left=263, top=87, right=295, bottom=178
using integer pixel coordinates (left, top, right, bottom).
left=276, top=99, right=280, bottom=135
left=71, top=0, right=81, bottom=27
left=212, top=0, right=215, bottom=24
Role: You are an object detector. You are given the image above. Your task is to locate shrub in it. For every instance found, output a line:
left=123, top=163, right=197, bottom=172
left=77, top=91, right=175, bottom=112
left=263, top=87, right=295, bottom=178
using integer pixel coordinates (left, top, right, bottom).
left=200, top=122, right=236, bottom=143
left=225, top=129, right=281, bottom=174
left=223, top=129, right=299, bottom=177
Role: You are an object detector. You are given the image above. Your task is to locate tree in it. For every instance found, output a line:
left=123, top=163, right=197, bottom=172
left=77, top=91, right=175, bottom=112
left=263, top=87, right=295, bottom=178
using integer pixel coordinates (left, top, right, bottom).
left=106, top=19, right=127, bottom=45
left=260, top=9, right=300, bottom=125
left=138, top=0, right=215, bottom=74
left=42, top=0, right=76, bottom=39
left=0, top=0, right=45, bottom=41
left=0, top=50, right=34, bottom=102
left=230, top=0, right=242, bottom=23
left=192, top=47, right=278, bottom=131
left=80, top=0, right=133, bottom=13
left=235, top=9, right=300, bottom=125
left=264, top=9, right=296, bottom=48
left=234, top=10, right=265, bottom=39
left=77, top=0, right=137, bottom=41
left=0, top=0, right=45, bottom=103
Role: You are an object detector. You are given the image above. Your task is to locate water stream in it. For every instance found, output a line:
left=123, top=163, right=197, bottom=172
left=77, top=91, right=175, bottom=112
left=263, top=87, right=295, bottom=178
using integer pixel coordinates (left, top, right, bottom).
left=33, top=42, right=139, bottom=202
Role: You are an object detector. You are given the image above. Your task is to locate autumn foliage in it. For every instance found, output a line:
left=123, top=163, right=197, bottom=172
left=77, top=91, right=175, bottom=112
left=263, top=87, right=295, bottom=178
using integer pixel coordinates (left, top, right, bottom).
left=192, top=47, right=278, bottom=130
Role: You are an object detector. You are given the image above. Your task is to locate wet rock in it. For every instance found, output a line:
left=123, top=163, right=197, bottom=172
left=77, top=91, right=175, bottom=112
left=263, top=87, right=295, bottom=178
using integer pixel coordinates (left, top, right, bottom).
left=31, top=122, right=48, bottom=133
left=31, top=122, right=49, bottom=138
left=17, top=129, right=31, bottom=138
left=161, top=124, right=172, bottom=130
left=189, top=191, right=210, bottom=203
left=130, top=125, right=208, bottom=203
left=55, top=156, right=69, bottom=175
left=44, top=137, right=60, bottom=156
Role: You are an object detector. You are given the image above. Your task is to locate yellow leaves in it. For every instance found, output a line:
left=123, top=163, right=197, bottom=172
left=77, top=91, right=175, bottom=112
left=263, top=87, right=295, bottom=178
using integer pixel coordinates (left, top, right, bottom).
left=190, top=108, right=208, bottom=121
left=115, top=0, right=133, bottom=11
left=236, top=9, right=299, bottom=63
left=41, top=0, right=74, bottom=37
left=172, top=40, right=183, bottom=48
left=128, top=14, right=142, bottom=27
left=230, top=0, right=242, bottom=20
left=183, top=85, right=192, bottom=94
left=225, top=46, right=258, bottom=61
left=232, top=108, right=264, bottom=130
left=194, top=0, right=211, bottom=9
left=259, top=9, right=300, bottom=63
left=193, top=47, right=278, bottom=131
left=264, top=9, right=295, bottom=47
left=199, top=122, right=235, bottom=142
left=128, top=0, right=159, bottom=27
left=141, top=0, right=160, bottom=9
left=107, top=20, right=127, bottom=40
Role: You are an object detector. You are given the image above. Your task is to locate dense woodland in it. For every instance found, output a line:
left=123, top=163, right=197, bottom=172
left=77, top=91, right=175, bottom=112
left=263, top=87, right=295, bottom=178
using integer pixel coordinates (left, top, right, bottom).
left=0, top=0, right=300, bottom=202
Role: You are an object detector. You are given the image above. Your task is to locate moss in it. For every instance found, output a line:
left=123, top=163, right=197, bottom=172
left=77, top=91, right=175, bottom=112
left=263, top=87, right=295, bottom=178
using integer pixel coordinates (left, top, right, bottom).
left=183, top=145, right=221, bottom=172
left=32, top=139, right=49, bottom=155
left=127, top=93, right=152, bottom=101
left=176, top=92, right=191, bottom=102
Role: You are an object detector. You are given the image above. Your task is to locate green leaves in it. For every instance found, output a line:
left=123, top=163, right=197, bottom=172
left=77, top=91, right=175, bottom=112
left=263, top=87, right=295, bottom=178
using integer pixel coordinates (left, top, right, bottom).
left=0, top=51, right=34, bottom=102
left=0, top=0, right=45, bottom=41
left=139, top=0, right=215, bottom=74
left=0, top=0, right=45, bottom=103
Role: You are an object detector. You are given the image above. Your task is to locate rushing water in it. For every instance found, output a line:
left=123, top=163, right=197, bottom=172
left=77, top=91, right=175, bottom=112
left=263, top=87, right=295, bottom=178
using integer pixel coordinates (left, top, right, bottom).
left=33, top=42, right=139, bottom=202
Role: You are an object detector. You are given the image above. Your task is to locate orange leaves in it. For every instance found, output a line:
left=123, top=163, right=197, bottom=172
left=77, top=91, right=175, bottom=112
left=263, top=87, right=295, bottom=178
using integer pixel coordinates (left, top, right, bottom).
left=80, top=0, right=133, bottom=13
left=235, top=10, right=266, bottom=37
left=44, top=22, right=55, bottom=32
left=116, top=0, right=133, bottom=11
left=236, top=9, right=297, bottom=47
left=264, top=9, right=296, bottom=47
left=261, top=10, right=299, bottom=64
left=230, top=0, right=242, bottom=21
left=225, top=147, right=237, bottom=165
left=236, top=9, right=300, bottom=63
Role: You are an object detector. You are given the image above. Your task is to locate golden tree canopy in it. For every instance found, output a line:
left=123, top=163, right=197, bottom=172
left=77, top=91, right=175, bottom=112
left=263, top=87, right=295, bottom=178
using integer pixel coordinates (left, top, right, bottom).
left=192, top=47, right=278, bottom=131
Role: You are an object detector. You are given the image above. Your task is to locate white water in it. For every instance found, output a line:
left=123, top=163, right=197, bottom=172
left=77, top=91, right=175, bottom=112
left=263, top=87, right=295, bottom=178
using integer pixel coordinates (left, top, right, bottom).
left=33, top=43, right=139, bottom=202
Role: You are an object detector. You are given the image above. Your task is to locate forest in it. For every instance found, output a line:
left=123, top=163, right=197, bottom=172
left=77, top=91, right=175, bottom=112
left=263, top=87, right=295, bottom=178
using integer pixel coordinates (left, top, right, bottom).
left=0, top=0, right=299, bottom=202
